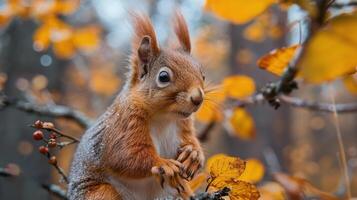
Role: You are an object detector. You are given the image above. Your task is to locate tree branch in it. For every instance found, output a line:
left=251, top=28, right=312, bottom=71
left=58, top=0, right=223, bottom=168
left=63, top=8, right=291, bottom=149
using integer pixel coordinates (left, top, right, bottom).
left=330, top=1, right=357, bottom=8
left=1, top=167, right=67, bottom=199
left=234, top=94, right=357, bottom=113
left=279, top=95, right=357, bottom=113
left=41, top=184, right=67, bottom=200
left=198, top=121, right=217, bottom=142
left=190, top=187, right=230, bottom=200
left=0, top=93, right=93, bottom=128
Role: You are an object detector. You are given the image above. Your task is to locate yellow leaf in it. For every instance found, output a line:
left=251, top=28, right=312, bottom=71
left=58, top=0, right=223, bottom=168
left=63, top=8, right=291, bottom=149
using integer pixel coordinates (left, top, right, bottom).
left=343, top=74, right=357, bottom=95
left=229, top=108, right=255, bottom=140
left=0, top=8, right=13, bottom=27
left=204, top=0, right=276, bottom=24
left=55, top=0, right=80, bottom=15
left=53, top=39, right=75, bottom=59
left=73, top=26, right=101, bottom=52
left=188, top=172, right=209, bottom=192
left=298, top=11, right=357, bottom=83
left=223, top=75, right=255, bottom=99
left=30, top=0, right=56, bottom=19
left=196, top=88, right=225, bottom=123
left=243, top=21, right=266, bottom=42
left=257, top=45, right=300, bottom=76
left=210, top=179, right=260, bottom=200
left=33, top=23, right=51, bottom=51
left=239, top=159, right=265, bottom=183
left=90, top=68, right=121, bottom=96
left=206, top=154, right=246, bottom=179
left=258, top=182, right=286, bottom=200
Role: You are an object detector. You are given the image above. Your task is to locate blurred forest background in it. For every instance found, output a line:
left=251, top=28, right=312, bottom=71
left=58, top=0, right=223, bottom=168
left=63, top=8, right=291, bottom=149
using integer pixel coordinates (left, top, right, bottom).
left=0, top=0, right=356, bottom=199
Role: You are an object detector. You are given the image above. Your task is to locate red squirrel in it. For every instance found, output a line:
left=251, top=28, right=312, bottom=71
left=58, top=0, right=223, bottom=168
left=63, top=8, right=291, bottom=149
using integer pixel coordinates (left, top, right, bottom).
left=68, top=12, right=206, bottom=200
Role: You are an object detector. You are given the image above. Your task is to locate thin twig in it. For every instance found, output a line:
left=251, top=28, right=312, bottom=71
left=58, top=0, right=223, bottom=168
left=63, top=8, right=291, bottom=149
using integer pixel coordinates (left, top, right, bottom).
left=52, top=163, right=69, bottom=184
left=233, top=94, right=357, bottom=113
left=330, top=1, right=357, bottom=8
left=0, top=93, right=93, bottom=128
left=190, top=187, right=230, bottom=200
left=1, top=167, right=67, bottom=199
left=329, top=86, right=352, bottom=199
left=41, top=184, right=67, bottom=200
left=198, top=121, right=216, bottom=142
left=30, top=124, right=80, bottom=143
left=0, top=167, right=16, bottom=177
left=279, top=95, right=357, bottom=113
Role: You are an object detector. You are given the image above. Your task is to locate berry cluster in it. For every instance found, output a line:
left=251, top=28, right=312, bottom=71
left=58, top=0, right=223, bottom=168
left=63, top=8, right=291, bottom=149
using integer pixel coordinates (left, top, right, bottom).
left=31, top=120, right=79, bottom=183
left=32, top=120, right=60, bottom=165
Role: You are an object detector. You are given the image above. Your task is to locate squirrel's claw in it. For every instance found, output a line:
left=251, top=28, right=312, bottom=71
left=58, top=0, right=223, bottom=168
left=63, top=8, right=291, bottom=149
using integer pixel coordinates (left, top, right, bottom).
left=152, top=159, right=192, bottom=197
left=177, top=145, right=204, bottom=181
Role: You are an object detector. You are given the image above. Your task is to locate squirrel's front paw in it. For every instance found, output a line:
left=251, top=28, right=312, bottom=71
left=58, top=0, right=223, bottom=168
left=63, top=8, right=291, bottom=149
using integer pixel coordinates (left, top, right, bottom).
left=151, top=159, right=192, bottom=197
left=177, top=144, right=204, bottom=180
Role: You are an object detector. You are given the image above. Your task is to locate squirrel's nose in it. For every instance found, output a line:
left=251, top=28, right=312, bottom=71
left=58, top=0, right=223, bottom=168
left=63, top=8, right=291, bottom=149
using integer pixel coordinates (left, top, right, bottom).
left=190, top=88, right=203, bottom=106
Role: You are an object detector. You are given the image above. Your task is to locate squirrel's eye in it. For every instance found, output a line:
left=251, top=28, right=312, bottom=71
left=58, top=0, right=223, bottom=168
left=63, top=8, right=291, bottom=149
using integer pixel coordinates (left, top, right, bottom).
left=159, top=71, right=170, bottom=83
left=156, top=67, right=173, bottom=88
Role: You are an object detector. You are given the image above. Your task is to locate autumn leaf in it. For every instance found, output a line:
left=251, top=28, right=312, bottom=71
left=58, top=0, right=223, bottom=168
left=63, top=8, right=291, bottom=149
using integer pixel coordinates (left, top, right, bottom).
left=239, top=159, right=265, bottom=183
left=206, top=154, right=246, bottom=179
left=53, top=38, right=76, bottom=59
left=258, top=182, right=286, bottom=200
left=73, top=26, right=101, bottom=52
left=343, top=74, right=357, bottom=95
left=257, top=45, right=300, bottom=76
left=204, top=0, right=276, bottom=24
left=243, top=21, right=266, bottom=42
left=196, top=88, right=225, bottom=123
left=210, top=179, right=260, bottom=200
left=229, top=108, right=256, bottom=140
left=54, top=0, right=80, bottom=15
left=297, top=11, right=357, bottom=83
left=206, top=154, right=260, bottom=200
left=223, top=75, right=256, bottom=99
left=33, top=16, right=101, bottom=59
left=0, top=8, right=13, bottom=27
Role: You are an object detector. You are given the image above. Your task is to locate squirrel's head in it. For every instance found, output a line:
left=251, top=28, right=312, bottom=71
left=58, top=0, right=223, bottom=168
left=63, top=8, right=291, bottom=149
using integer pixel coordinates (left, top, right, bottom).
left=128, top=12, right=205, bottom=119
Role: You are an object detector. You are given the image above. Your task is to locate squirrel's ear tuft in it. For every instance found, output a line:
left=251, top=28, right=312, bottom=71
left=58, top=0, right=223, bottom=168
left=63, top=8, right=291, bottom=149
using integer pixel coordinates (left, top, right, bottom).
left=131, top=12, right=160, bottom=58
left=173, top=11, right=191, bottom=53
left=129, top=12, right=160, bottom=84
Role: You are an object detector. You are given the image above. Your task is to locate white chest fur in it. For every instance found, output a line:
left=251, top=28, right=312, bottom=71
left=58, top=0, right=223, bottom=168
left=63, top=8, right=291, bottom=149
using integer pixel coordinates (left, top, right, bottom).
left=150, top=120, right=181, bottom=159
left=109, top=120, right=181, bottom=199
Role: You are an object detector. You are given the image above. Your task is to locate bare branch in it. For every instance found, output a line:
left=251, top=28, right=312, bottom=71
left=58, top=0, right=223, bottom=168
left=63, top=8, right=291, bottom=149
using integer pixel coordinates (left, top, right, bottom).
left=30, top=122, right=80, bottom=143
left=233, top=94, right=357, bottom=114
left=0, top=93, right=93, bottom=128
left=41, top=184, right=67, bottom=200
left=330, top=1, right=357, bottom=8
left=279, top=95, right=357, bottom=113
left=0, top=167, right=16, bottom=177
left=198, top=121, right=217, bottom=142
left=190, top=187, right=230, bottom=200
left=1, top=167, right=67, bottom=199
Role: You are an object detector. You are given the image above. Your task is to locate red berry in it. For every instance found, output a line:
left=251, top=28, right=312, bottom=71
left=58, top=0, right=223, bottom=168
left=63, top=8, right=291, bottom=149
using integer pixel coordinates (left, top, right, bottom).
left=34, top=120, right=43, bottom=129
left=33, top=130, right=44, bottom=141
left=48, top=139, right=57, bottom=148
left=42, top=122, right=54, bottom=129
left=49, top=133, right=57, bottom=139
left=38, top=146, right=48, bottom=154
left=48, top=156, right=57, bottom=165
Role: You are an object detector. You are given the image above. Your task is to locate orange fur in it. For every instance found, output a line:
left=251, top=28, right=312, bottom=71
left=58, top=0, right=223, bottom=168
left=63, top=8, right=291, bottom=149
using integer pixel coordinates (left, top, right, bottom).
left=173, top=11, right=191, bottom=52
left=85, top=184, right=122, bottom=200
left=68, top=11, right=205, bottom=200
